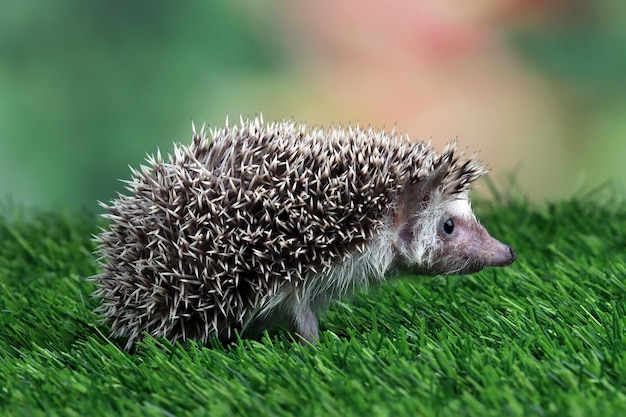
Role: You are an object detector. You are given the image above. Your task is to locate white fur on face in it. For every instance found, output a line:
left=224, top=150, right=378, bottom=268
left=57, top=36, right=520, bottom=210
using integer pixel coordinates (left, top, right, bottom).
left=444, top=194, right=474, bottom=220
left=392, top=189, right=474, bottom=271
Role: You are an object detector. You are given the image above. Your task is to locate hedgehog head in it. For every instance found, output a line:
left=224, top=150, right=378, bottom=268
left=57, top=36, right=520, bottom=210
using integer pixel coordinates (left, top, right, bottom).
left=390, top=141, right=514, bottom=275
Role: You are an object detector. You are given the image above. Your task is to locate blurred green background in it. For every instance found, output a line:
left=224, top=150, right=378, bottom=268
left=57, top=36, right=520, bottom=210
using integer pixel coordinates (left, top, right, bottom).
left=1, top=0, right=625, bottom=210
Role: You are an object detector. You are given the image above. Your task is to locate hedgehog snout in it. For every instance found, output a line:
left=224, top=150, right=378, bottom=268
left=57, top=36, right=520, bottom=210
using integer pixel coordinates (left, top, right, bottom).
left=436, top=215, right=516, bottom=275
left=483, top=240, right=516, bottom=267
left=464, top=220, right=516, bottom=271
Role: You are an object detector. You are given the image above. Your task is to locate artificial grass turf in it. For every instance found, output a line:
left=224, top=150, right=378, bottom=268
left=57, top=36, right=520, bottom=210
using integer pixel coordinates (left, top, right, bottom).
left=1, top=196, right=626, bottom=416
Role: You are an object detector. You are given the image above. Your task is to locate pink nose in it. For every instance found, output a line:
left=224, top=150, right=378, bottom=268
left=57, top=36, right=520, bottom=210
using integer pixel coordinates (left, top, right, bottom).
left=493, top=244, right=516, bottom=267
left=484, top=239, right=516, bottom=268
left=507, top=245, right=516, bottom=263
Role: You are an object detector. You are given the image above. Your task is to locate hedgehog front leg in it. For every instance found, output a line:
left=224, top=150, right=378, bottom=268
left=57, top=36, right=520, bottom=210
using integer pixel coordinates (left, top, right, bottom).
left=291, top=303, right=319, bottom=345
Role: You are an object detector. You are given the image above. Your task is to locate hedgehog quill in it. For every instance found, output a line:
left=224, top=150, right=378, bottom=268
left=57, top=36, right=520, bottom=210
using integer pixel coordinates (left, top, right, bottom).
left=93, top=115, right=515, bottom=349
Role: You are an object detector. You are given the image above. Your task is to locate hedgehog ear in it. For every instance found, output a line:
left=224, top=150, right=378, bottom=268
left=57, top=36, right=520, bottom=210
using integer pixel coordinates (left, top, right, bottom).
left=418, top=163, right=448, bottom=204
left=395, top=163, right=447, bottom=223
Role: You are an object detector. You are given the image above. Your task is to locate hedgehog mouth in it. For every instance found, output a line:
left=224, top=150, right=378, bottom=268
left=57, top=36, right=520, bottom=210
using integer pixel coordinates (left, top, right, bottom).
left=428, top=257, right=489, bottom=276
left=405, top=261, right=482, bottom=276
left=436, top=260, right=484, bottom=275
left=456, top=263, right=485, bottom=274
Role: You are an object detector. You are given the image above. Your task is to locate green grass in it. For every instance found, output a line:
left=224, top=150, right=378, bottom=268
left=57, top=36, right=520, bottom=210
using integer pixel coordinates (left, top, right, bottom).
left=1, top=196, right=626, bottom=416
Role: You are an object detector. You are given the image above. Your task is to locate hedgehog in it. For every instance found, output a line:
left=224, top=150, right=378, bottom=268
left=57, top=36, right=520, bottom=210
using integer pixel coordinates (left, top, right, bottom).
left=92, top=115, right=516, bottom=349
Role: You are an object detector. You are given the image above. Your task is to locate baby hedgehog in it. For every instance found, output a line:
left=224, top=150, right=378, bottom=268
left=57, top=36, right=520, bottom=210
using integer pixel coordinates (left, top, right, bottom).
left=93, top=115, right=515, bottom=349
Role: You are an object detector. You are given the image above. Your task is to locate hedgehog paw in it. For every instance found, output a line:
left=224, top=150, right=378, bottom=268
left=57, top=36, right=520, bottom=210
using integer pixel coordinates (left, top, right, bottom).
left=292, top=303, right=319, bottom=345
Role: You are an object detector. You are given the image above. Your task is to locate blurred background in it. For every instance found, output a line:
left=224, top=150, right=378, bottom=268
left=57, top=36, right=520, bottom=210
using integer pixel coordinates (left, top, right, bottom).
left=1, top=0, right=625, bottom=210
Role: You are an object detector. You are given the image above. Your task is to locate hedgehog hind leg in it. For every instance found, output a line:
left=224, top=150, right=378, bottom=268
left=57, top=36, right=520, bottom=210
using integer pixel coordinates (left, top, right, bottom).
left=290, top=302, right=319, bottom=345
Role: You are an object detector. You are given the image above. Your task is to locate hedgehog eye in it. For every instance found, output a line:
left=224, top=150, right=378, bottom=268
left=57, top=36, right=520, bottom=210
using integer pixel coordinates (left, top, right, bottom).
left=441, top=218, right=454, bottom=236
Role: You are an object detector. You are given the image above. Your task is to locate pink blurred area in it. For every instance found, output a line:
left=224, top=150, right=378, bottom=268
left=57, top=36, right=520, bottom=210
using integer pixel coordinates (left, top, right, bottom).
left=235, top=0, right=623, bottom=201
left=5, top=0, right=623, bottom=209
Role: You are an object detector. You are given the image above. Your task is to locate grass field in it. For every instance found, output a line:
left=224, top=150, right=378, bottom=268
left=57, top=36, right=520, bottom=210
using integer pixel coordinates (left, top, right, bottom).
left=1, top=194, right=626, bottom=416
